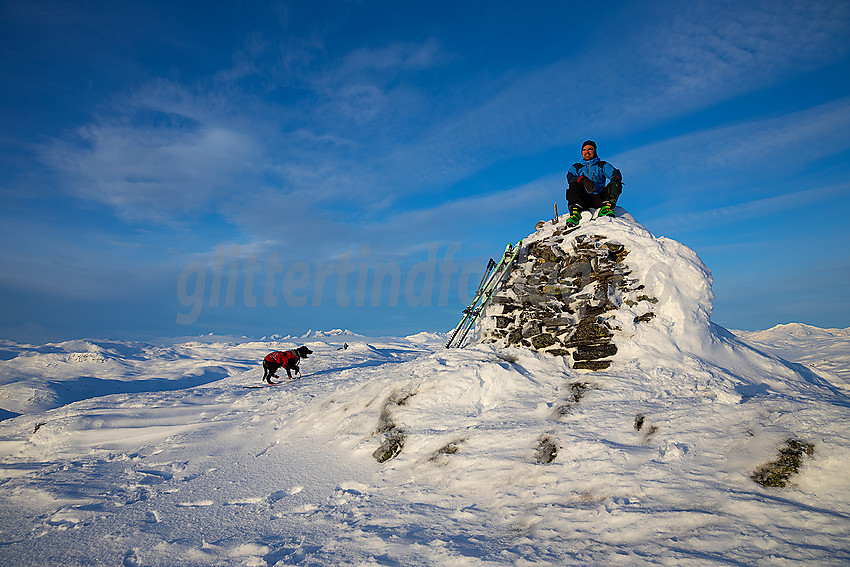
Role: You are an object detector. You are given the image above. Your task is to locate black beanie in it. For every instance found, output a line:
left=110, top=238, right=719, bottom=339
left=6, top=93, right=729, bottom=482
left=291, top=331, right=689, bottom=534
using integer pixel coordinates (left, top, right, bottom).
left=582, top=140, right=597, bottom=151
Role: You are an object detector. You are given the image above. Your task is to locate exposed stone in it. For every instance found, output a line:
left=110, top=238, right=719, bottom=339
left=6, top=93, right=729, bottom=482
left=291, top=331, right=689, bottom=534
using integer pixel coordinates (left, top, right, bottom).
left=751, top=438, right=815, bottom=487
left=535, top=435, right=559, bottom=464
left=604, top=242, right=629, bottom=262
left=539, top=284, right=573, bottom=298
left=373, top=430, right=404, bottom=463
left=528, top=242, right=558, bottom=263
left=531, top=333, right=558, bottom=349
left=545, top=348, right=570, bottom=357
left=507, top=328, right=523, bottom=345
left=522, top=321, right=542, bottom=338
left=372, top=390, right=417, bottom=462
left=429, top=439, right=464, bottom=461
left=542, top=315, right=574, bottom=328
left=478, top=228, right=638, bottom=371
left=564, top=318, right=612, bottom=347
left=585, top=302, right=613, bottom=318
left=573, top=343, right=618, bottom=361
left=633, top=414, right=658, bottom=436
left=553, top=382, right=595, bottom=416
left=634, top=312, right=655, bottom=323
left=573, top=360, right=612, bottom=371
left=569, top=381, right=593, bottom=402
left=561, top=260, right=592, bottom=279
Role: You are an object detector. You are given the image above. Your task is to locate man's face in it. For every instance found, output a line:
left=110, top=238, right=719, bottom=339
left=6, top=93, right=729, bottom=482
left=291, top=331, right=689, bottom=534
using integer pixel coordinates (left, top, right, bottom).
left=582, top=145, right=596, bottom=160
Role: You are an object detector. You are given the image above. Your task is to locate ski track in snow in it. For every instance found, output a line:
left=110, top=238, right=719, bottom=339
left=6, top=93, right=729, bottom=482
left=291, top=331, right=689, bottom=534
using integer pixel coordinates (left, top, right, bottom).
left=1, top=224, right=849, bottom=565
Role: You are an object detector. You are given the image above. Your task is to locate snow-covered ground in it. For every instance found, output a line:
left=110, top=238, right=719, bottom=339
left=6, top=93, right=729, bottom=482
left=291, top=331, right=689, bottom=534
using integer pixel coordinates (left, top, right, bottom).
left=1, top=217, right=849, bottom=566
left=733, top=323, right=850, bottom=388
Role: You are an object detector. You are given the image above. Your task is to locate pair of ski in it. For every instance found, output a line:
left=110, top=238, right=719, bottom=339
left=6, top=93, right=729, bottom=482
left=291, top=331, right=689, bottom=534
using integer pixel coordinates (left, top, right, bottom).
left=446, top=239, right=523, bottom=348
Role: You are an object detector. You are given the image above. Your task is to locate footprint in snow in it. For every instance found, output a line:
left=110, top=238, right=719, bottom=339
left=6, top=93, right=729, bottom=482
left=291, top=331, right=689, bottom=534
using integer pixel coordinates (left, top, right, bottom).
left=46, top=509, right=81, bottom=529
left=268, top=486, right=303, bottom=503
left=124, top=485, right=151, bottom=505
left=226, top=496, right=264, bottom=506
left=137, top=469, right=174, bottom=484
left=123, top=548, right=141, bottom=567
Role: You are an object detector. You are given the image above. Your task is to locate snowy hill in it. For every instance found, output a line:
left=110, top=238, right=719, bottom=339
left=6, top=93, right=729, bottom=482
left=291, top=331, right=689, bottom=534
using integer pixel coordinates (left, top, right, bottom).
left=299, top=329, right=365, bottom=339
left=733, top=323, right=850, bottom=386
left=0, top=216, right=849, bottom=566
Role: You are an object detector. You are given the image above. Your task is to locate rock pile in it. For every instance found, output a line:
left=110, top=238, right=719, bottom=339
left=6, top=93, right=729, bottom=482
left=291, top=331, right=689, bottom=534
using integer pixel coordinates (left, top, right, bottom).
left=480, top=218, right=657, bottom=370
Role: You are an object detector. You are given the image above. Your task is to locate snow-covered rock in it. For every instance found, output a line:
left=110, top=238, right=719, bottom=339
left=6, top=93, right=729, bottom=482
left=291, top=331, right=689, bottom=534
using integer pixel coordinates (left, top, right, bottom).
left=476, top=213, right=715, bottom=372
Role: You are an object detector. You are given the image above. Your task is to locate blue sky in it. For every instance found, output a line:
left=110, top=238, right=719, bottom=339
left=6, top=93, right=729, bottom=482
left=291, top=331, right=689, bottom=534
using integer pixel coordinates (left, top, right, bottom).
left=1, top=0, right=849, bottom=342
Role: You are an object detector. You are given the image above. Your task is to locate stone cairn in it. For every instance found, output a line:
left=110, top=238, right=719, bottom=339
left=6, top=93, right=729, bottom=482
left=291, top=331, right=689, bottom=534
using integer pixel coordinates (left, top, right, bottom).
left=480, top=219, right=657, bottom=370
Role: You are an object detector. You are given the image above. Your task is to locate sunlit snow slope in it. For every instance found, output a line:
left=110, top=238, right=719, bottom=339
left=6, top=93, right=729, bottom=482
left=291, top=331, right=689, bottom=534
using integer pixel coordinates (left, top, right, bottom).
left=0, top=216, right=848, bottom=566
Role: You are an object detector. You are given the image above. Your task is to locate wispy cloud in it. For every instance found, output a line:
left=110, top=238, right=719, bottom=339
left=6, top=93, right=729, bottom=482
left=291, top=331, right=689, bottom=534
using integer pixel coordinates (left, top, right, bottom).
left=328, top=38, right=444, bottom=79
left=42, top=120, right=264, bottom=221
left=34, top=1, right=850, bottom=229
left=644, top=182, right=850, bottom=234
left=602, top=0, right=850, bottom=122
left=611, top=98, right=850, bottom=195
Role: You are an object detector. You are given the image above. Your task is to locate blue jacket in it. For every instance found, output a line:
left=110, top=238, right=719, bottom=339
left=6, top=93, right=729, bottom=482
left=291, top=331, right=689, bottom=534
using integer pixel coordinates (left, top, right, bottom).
left=566, top=157, right=622, bottom=195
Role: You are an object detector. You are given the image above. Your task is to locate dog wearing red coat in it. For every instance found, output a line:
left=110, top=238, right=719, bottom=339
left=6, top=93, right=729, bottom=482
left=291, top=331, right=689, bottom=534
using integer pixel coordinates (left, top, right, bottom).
left=262, top=346, right=313, bottom=384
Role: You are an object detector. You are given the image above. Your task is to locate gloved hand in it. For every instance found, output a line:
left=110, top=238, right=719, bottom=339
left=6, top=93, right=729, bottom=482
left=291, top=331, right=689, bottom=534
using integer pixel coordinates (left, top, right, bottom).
left=605, top=178, right=623, bottom=201
left=581, top=176, right=595, bottom=194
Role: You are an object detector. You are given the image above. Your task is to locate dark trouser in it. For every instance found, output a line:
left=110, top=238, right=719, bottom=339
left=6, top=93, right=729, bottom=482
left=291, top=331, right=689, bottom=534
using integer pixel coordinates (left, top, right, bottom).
left=262, top=360, right=281, bottom=382
left=566, top=179, right=622, bottom=212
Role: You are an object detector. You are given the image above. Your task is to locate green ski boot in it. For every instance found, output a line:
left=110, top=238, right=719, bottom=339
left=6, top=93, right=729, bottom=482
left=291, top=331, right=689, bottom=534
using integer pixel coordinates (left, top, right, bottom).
left=565, top=206, right=582, bottom=228
left=598, top=201, right=615, bottom=218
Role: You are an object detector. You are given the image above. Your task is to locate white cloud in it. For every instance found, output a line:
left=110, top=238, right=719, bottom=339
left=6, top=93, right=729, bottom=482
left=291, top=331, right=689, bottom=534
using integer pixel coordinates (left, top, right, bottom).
left=36, top=0, right=850, bottom=228
left=334, top=38, right=443, bottom=77
left=613, top=98, right=850, bottom=180
left=606, top=1, right=850, bottom=117
left=644, top=182, right=850, bottom=234
left=42, top=120, right=263, bottom=221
